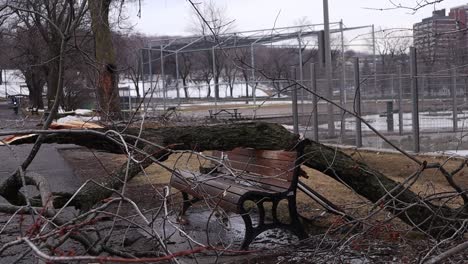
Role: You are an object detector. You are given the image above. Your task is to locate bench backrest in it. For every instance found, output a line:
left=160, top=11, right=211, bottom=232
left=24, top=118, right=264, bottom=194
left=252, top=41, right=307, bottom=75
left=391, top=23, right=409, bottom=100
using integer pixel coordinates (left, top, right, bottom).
left=212, top=148, right=299, bottom=182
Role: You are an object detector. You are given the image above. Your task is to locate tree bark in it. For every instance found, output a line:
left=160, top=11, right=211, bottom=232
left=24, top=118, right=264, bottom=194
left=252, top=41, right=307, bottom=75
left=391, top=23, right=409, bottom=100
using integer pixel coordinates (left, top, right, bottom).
left=214, top=75, right=219, bottom=99
left=1, top=122, right=466, bottom=236
left=46, top=42, right=63, bottom=109
left=182, top=77, right=189, bottom=98
left=89, top=0, right=122, bottom=120
left=24, top=67, right=45, bottom=109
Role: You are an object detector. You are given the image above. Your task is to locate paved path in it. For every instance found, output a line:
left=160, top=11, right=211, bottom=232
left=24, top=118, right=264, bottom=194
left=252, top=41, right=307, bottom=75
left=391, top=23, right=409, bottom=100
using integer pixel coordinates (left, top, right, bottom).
left=0, top=100, right=81, bottom=194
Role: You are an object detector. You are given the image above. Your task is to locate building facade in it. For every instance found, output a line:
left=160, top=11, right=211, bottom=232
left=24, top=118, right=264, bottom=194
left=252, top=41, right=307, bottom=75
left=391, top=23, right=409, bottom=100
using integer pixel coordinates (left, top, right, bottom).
left=413, top=9, right=458, bottom=69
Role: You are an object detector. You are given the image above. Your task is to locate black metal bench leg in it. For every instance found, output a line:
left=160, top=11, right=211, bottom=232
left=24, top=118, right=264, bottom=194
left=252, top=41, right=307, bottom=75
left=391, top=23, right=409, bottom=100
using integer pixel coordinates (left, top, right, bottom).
left=288, top=196, right=308, bottom=239
left=257, top=202, right=266, bottom=226
left=272, top=200, right=280, bottom=224
left=181, top=192, right=191, bottom=216
left=240, top=207, right=255, bottom=250
left=181, top=192, right=200, bottom=216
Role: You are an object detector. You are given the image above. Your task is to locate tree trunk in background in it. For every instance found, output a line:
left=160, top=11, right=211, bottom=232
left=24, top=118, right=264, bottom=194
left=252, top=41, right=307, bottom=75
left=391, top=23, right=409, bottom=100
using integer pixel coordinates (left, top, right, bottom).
left=46, top=42, right=63, bottom=109
left=214, top=75, right=219, bottom=99
left=242, top=71, right=249, bottom=99
left=24, top=68, right=45, bottom=109
left=89, top=0, right=121, bottom=120
left=206, top=80, right=211, bottom=97
left=182, top=78, right=189, bottom=98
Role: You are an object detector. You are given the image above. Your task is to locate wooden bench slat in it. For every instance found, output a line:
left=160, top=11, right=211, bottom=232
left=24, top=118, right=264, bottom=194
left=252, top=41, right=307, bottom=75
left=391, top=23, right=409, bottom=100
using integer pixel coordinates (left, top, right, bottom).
left=214, top=148, right=297, bottom=161
left=224, top=156, right=294, bottom=180
left=172, top=171, right=288, bottom=197
left=212, top=149, right=297, bottom=181
left=224, top=153, right=296, bottom=169
left=201, top=174, right=287, bottom=194
left=171, top=173, right=240, bottom=212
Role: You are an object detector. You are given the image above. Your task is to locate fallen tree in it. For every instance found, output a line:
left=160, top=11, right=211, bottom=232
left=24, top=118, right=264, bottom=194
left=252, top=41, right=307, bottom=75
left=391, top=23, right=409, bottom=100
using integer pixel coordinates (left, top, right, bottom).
left=1, top=122, right=467, bottom=238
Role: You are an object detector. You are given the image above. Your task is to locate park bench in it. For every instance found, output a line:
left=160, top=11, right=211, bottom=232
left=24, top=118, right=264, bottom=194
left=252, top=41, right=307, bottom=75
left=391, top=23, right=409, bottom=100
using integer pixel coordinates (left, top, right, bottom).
left=208, top=108, right=241, bottom=119
left=170, top=142, right=308, bottom=249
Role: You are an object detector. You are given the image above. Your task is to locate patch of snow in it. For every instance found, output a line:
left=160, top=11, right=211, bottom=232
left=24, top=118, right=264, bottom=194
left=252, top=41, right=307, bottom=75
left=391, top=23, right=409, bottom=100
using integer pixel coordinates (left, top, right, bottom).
left=432, top=150, right=468, bottom=157
left=119, top=77, right=270, bottom=99
left=319, top=111, right=468, bottom=132
left=1, top=70, right=27, bottom=97
left=75, top=109, right=94, bottom=115
left=57, top=115, right=100, bottom=124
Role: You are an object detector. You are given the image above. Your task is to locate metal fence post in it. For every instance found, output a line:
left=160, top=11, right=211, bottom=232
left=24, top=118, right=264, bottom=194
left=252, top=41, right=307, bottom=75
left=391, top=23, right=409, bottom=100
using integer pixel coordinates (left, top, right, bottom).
left=298, top=33, right=304, bottom=116
left=421, top=75, right=425, bottom=111
left=398, top=66, right=403, bottom=135
left=140, top=49, right=145, bottom=97
left=212, top=47, right=218, bottom=112
left=128, top=87, right=132, bottom=112
left=148, top=48, right=153, bottom=96
left=311, top=63, right=319, bottom=142
left=291, top=67, right=299, bottom=134
left=354, top=58, right=362, bottom=148
left=323, top=0, right=335, bottom=138
left=175, top=51, right=180, bottom=104
left=251, top=44, right=256, bottom=113
left=160, top=45, right=166, bottom=110
left=340, top=20, right=346, bottom=143
left=452, top=67, right=458, bottom=132
left=386, top=101, right=394, bottom=132
left=410, top=47, right=420, bottom=153
left=3, top=70, right=7, bottom=98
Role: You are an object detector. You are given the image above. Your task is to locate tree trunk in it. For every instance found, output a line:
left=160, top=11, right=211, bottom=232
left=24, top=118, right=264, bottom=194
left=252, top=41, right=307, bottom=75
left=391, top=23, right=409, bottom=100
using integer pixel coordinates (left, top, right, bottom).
left=242, top=71, right=249, bottom=99
left=2, top=122, right=466, bottom=237
left=24, top=68, right=45, bottom=109
left=46, top=43, right=63, bottom=109
left=214, top=75, right=220, bottom=99
left=206, top=80, right=211, bottom=98
left=182, top=78, right=189, bottom=98
left=89, top=0, right=122, bottom=120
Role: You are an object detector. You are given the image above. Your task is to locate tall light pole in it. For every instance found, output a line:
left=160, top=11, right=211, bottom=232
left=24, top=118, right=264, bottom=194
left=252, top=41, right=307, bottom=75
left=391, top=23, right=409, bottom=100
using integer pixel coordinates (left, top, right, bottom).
left=323, top=0, right=335, bottom=137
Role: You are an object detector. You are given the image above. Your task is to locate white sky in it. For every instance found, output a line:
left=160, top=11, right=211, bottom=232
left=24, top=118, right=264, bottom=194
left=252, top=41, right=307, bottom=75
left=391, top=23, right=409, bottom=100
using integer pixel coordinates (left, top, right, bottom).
left=127, top=0, right=468, bottom=36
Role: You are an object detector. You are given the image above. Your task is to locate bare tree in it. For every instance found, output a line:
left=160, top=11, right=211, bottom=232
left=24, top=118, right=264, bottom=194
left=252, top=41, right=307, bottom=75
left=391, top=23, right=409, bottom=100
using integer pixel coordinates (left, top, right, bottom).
left=189, top=1, right=234, bottom=99
left=88, top=0, right=122, bottom=119
left=223, top=49, right=238, bottom=97
left=178, top=52, right=193, bottom=98
left=7, top=0, right=87, bottom=108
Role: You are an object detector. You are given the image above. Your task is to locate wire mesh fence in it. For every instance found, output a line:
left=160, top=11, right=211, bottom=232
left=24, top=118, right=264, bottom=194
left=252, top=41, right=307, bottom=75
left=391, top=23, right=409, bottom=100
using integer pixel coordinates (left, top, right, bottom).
left=294, top=59, right=468, bottom=153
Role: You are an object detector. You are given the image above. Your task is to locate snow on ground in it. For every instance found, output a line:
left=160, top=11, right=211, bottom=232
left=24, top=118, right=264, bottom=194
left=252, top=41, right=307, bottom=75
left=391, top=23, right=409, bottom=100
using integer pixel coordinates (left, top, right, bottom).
left=2, top=70, right=271, bottom=99
left=1, top=70, right=27, bottom=97
left=320, top=110, right=468, bottom=132
left=118, top=78, right=269, bottom=99
left=434, top=150, right=468, bottom=157
left=177, top=100, right=292, bottom=109
left=57, top=115, right=100, bottom=124
left=75, top=109, right=94, bottom=115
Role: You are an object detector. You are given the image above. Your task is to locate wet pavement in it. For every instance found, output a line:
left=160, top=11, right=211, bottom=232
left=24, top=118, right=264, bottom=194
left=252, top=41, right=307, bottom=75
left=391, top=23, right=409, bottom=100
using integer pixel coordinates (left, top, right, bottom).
left=0, top=100, right=81, bottom=195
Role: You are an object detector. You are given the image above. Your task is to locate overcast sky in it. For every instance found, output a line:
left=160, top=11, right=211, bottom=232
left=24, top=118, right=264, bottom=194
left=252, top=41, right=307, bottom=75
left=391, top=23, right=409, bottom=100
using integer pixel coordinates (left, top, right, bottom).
left=127, top=0, right=468, bottom=36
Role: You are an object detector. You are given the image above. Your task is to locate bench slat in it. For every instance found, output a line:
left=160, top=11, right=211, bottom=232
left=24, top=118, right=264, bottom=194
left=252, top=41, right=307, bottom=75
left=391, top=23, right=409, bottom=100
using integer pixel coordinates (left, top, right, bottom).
left=172, top=171, right=288, bottom=195
left=171, top=172, right=240, bottom=212
left=215, top=148, right=297, bottom=160
left=212, top=148, right=297, bottom=181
